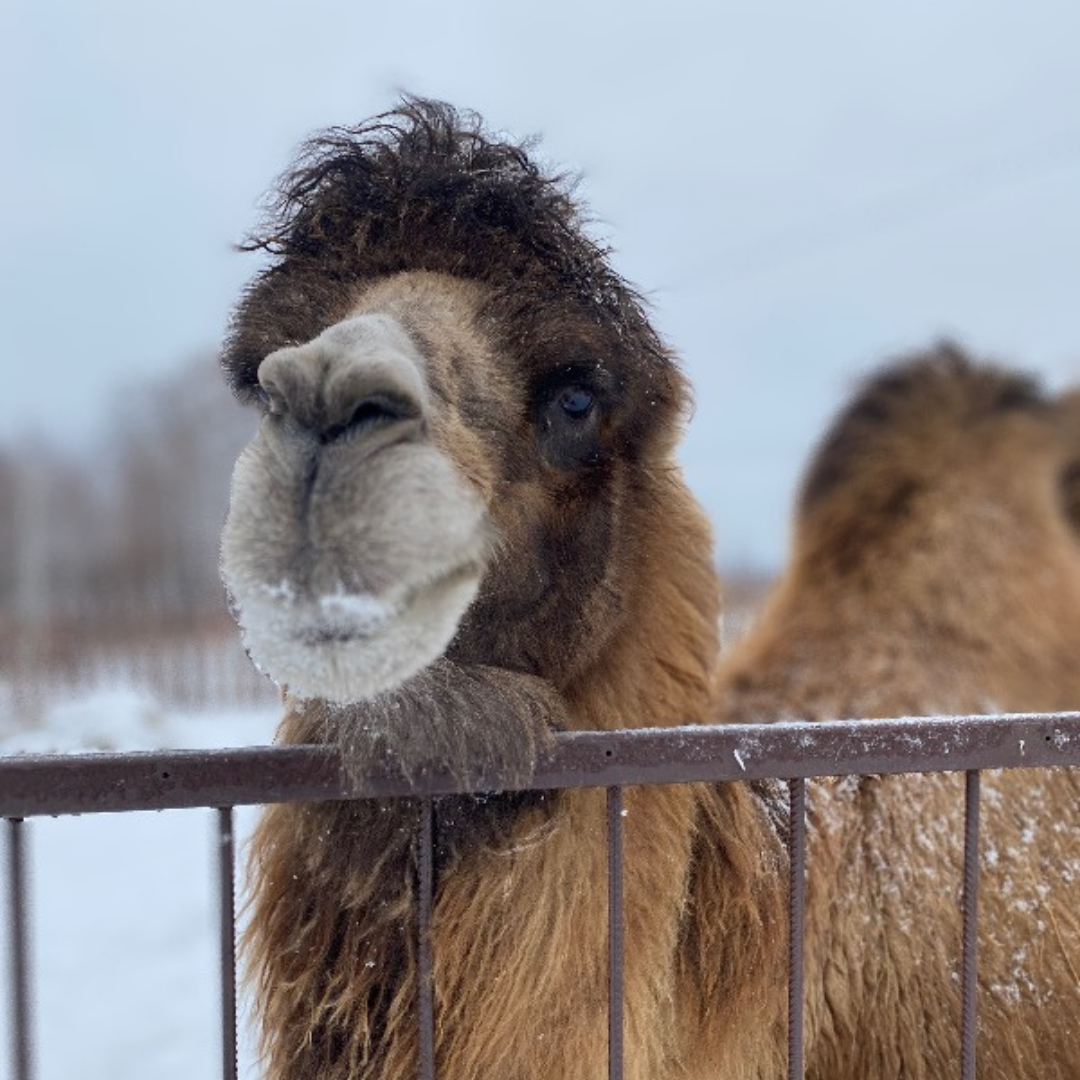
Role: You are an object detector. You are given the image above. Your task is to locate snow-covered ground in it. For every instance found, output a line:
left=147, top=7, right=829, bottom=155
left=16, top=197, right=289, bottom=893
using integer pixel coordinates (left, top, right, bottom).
left=1, top=689, right=281, bottom=1080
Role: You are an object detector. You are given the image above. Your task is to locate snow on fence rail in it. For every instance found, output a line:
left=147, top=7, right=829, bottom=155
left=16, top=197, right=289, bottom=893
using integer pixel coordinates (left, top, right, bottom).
left=4, top=712, right=1080, bottom=1080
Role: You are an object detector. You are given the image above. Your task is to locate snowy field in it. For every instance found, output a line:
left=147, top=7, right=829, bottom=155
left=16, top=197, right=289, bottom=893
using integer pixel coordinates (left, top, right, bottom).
left=1, top=689, right=282, bottom=1080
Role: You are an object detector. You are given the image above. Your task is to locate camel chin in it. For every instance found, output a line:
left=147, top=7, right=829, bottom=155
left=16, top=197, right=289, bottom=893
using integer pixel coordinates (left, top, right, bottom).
left=230, top=564, right=482, bottom=703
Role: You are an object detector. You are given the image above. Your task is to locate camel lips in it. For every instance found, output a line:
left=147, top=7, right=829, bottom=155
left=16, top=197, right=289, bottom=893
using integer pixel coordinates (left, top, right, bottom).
left=297, top=591, right=399, bottom=645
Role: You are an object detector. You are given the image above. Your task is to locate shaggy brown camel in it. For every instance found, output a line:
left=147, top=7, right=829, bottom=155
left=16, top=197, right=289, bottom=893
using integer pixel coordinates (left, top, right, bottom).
left=220, top=99, right=783, bottom=1080
left=712, top=344, right=1080, bottom=1079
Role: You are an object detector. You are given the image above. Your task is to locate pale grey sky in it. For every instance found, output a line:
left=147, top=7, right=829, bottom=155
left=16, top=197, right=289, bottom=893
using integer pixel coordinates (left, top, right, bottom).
left=3, top=0, right=1078, bottom=567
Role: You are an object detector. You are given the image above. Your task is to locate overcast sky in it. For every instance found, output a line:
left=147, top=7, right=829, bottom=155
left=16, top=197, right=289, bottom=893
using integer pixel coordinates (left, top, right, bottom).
left=3, top=0, right=1078, bottom=568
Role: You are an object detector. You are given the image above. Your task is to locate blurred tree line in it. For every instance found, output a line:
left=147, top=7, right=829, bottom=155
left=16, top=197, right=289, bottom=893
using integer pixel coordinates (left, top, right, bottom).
left=0, top=354, right=264, bottom=700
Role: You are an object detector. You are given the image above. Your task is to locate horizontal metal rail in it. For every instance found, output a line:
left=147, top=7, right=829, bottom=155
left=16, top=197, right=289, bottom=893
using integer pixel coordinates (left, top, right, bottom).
left=6, top=711, right=1078, bottom=1080
left=1, top=712, right=1078, bottom=818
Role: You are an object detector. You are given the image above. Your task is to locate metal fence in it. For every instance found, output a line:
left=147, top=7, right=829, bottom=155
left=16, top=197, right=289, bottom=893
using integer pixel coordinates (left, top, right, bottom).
left=4, top=711, right=1080, bottom=1080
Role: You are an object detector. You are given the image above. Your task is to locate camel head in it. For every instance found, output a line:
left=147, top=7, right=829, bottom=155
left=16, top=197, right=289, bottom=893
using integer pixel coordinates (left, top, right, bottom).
left=219, top=99, right=691, bottom=705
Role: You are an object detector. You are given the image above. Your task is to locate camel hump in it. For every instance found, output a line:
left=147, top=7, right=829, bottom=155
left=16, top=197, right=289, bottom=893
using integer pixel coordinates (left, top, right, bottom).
left=798, top=339, right=1048, bottom=517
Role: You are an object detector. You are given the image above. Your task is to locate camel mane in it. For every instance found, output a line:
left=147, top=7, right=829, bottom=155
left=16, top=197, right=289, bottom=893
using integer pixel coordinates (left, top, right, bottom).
left=223, top=97, right=666, bottom=405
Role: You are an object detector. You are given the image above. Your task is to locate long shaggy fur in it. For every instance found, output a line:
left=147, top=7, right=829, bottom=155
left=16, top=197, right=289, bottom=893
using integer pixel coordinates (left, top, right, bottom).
left=229, top=99, right=786, bottom=1080
left=713, top=342, right=1080, bottom=1079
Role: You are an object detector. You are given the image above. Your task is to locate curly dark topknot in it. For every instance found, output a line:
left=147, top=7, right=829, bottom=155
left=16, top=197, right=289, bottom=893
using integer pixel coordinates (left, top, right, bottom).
left=223, top=97, right=667, bottom=399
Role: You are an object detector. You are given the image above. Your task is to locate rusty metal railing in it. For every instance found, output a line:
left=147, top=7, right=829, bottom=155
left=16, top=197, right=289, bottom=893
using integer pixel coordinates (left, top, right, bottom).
left=960, top=770, right=981, bottom=1080
left=4, top=710, right=1080, bottom=1080
left=6, top=819, right=31, bottom=1080
left=786, top=777, right=806, bottom=1080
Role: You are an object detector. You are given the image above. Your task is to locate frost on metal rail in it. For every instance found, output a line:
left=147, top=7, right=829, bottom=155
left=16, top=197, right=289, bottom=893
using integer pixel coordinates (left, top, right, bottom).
left=4, top=711, right=1080, bottom=1080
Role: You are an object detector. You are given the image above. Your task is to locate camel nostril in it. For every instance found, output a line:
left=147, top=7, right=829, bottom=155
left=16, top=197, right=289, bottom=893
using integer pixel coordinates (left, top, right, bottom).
left=255, top=363, right=290, bottom=415
left=321, top=394, right=414, bottom=444
left=253, top=384, right=285, bottom=414
left=352, top=395, right=409, bottom=427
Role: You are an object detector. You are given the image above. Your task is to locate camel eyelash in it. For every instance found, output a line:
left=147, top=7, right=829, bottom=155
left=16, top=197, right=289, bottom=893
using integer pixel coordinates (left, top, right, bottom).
left=533, top=363, right=615, bottom=407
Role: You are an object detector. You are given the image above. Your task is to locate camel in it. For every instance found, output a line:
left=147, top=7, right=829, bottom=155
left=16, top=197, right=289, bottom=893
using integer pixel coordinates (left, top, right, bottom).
left=220, top=99, right=784, bottom=1080
left=711, top=343, right=1080, bottom=1079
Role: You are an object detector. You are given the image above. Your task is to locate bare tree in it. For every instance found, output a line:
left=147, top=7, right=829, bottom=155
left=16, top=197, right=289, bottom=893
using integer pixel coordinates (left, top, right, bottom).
left=0, top=353, right=260, bottom=703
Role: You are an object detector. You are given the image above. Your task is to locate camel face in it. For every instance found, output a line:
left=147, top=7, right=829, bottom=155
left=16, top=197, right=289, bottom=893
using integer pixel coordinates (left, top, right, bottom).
left=220, top=155, right=687, bottom=706
left=221, top=284, right=495, bottom=702
left=218, top=100, right=696, bottom=715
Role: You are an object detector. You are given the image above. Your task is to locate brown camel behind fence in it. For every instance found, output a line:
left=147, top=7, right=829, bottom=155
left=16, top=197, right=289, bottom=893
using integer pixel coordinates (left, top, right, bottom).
left=220, top=99, right=784, bottom=1080
left=709, top=344, right=1080, bottom=1079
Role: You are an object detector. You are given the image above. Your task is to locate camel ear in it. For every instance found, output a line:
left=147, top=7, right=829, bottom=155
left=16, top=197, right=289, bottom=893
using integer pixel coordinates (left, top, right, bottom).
left=1059, top=461, right=1080, bottom=536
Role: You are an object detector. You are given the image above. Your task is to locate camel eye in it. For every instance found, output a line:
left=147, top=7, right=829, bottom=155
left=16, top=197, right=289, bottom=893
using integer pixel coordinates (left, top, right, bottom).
left=559, top=387, right=595, bottom=419
left=538, top=380, right=605, bottom=469
left=253, top=384, right=288, bottom=416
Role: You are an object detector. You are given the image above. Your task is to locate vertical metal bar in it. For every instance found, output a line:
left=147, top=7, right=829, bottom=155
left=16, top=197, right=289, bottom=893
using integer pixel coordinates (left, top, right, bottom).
left=417, top=798, right=436, bottom=1080
left=7, top=818, right=33, bottom=1080
left=787, top=779, right=806, bottom=1080
left=216, top=808, right=238, bottom=1080
left=960, top=770, right=980, bottom=1080
left=606, top=787, right=625, bottom=1080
